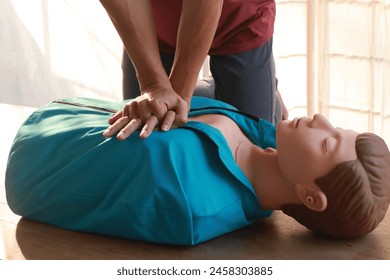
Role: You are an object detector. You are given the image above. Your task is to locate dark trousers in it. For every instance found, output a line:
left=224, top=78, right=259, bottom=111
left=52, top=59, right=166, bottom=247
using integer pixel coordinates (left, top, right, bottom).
left=122, top=39, right=279, bottom=123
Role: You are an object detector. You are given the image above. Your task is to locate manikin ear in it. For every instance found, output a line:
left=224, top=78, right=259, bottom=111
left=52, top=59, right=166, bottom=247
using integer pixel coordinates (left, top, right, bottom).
left=294, top=184, right=328, bottom=212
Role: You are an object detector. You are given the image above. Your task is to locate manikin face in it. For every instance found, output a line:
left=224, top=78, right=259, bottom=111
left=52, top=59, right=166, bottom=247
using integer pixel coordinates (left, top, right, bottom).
left=276, top=114, right=358, bottom=186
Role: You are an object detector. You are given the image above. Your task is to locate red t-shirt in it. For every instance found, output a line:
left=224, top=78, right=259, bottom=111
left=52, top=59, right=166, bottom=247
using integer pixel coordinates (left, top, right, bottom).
left=151, top=0, right=276, bottom=55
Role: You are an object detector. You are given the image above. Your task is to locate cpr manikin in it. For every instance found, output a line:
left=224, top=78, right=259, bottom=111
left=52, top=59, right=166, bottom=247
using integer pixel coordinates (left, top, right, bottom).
left=105, top=108, right=390, bottom=238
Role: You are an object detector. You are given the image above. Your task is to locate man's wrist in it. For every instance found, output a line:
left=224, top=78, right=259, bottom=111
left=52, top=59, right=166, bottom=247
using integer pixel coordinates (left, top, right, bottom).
left=138, top=70, right=172, bottom=93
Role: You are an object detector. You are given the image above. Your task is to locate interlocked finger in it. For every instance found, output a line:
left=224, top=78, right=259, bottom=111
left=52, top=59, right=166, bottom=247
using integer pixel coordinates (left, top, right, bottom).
left=161, top=111, right=176, bottom=131
left=117, top=117, right=143, bottom=140
left=103, top=116, right=130, bottom=138
left=139, top=115, right=160, bottom=138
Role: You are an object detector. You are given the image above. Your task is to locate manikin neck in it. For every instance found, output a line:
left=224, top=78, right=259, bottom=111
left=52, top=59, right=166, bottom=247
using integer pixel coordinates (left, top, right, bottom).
left=188, top=113, right=302, bottom=210
left=235, top=142, right=301, bottom=210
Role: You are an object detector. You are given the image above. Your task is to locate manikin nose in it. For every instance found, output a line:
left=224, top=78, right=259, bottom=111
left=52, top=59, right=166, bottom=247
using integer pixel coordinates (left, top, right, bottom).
left=311, top=114, right=334, bottom=129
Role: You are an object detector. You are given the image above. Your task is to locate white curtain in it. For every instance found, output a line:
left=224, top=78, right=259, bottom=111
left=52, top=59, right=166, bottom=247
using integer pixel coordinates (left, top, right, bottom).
left=274, top=0, right=390, bottom=143
left=1, top=0, right=389, bottom=143
left=0, top=0, right=122, bottom=108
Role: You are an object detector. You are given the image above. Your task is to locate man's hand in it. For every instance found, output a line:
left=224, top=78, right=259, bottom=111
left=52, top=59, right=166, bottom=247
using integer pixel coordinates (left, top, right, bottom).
left=103, top=87, right=189, bottom=140
left=100, top=0, right=221, bottom=140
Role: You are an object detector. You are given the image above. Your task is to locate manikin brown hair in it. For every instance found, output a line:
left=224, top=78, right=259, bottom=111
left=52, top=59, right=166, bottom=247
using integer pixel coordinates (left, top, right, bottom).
left=282, top=133, right=390, bottom=238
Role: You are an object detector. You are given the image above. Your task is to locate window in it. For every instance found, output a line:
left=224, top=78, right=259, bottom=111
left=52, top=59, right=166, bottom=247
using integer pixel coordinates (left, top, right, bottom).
left=274, top=0, right=390, bottom=143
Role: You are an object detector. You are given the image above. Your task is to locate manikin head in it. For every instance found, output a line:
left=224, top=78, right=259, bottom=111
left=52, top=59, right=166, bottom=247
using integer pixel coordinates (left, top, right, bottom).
left=276, top=114, right=390, bottom=238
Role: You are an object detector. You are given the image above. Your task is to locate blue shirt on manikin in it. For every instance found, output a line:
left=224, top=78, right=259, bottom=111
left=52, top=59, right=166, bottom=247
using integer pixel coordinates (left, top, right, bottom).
left=6, top=97, right=276, bottom=245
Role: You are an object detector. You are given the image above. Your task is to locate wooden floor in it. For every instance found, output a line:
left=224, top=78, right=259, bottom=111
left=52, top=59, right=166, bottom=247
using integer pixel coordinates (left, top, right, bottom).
left=1, top=103, right=389, bottom=260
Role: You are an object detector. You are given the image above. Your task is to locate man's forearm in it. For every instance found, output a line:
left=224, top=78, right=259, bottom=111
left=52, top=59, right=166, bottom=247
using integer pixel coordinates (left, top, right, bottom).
left=100, top=0, right=170, bottom=91
left=170, top=0, right=223, bottom=102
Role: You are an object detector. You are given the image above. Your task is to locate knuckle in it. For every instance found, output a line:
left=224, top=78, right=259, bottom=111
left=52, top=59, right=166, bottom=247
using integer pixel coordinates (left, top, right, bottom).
left=150, top=100, right=166, bottom=119
left=175, top=115, right=188, bottom=126
left=119, top=116, right=129, bottom=122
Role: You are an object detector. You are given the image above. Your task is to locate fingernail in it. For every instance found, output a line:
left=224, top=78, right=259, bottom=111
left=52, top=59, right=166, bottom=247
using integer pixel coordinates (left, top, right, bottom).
left=161, top=124, right=169, bottom=131
left=140, top=130, right=147, bottom=138
left=117, top=131, right=125, bottom=140
left=103, top=129, right=110, bottom=137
